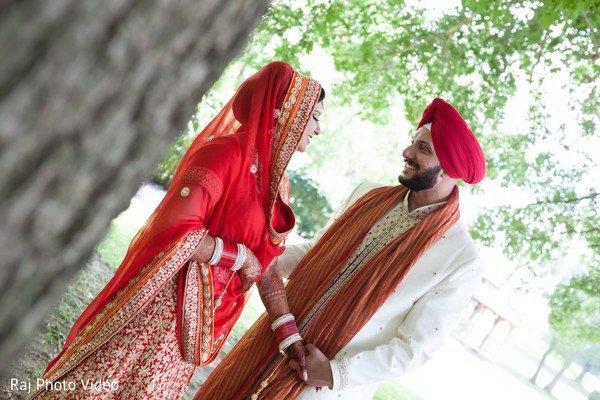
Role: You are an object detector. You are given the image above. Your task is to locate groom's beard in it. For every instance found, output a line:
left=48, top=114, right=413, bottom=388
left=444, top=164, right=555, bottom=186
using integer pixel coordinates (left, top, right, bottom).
left=398, top=164, right=442, bottom=191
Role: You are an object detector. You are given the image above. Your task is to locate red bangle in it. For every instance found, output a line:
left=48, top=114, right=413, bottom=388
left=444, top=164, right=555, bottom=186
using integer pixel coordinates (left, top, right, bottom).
left=219, top=240, right=238, bottom=269
left=274, top=320, right=299, bottom=344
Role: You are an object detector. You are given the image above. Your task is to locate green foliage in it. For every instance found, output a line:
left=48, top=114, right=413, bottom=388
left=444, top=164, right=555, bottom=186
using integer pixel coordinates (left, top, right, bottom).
left=472, top=190, right=600, bottom=267
left=152, top=65, right=241, bottom=187
left=149, top=0, right=599, bottom=346
left=153, top=0, right=599, bottom=273
left=153, top=131, right=194, bottom=188
left=96, top=221, right=138, bottom=271
left=548, top=263, right=600, bottom=345
left=288, top=169, right=333, bottom=238
left=244, top=0, right=598, bottom=128
left=373, top=380, right=424, bottom=400
left=235, top=0, right=600, bottom=274
left=43, top=261, right=114, bottom=353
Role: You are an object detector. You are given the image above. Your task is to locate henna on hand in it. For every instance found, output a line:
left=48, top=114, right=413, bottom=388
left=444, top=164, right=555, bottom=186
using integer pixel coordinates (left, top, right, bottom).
left=257, top=263, right=289, bottom=317
left=238, top=249, right=261, bottom=294
left=286, top=341, right=309, bottom=381
left=190, top=233, right=216, bottom=263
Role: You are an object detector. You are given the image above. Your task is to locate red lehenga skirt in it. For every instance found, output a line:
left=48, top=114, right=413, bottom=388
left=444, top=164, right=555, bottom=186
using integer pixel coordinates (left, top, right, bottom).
left=30, top=230, right=218, bottom=399
left=34, top=275, right=195, bottom=399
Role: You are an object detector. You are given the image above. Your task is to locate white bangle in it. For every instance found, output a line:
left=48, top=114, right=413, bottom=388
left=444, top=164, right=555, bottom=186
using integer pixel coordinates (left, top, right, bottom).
left=208, top=237, right=223, bottom=265
left=271, top=313, right=295, bottom=331
left=231, top=243, right=247, bottom=271
left=279, top=333, right=302, bottom=354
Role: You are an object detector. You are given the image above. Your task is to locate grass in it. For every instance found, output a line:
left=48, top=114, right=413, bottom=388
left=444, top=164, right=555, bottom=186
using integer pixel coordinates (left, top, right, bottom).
left=3, top=223, right=130, bottom=398
left=4, top=256, right=116, bottom=398
left=496, top=360, right=558, bottom=400
left=42, top=267, right=101, bottom=350
left=96, top=220, right=137, bottom=271
left=374, top=380, right=425, bottom=400
left=494, top=332, right=596, bottom=399
left=42, top=219, right=137, bottom=348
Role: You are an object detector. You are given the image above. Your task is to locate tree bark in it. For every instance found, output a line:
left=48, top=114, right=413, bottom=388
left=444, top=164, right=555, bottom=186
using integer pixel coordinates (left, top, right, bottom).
left=0, top=0, right=270, bottom=380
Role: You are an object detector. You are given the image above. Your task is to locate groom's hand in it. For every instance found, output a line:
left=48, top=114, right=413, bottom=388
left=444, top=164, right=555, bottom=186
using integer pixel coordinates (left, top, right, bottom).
left=288, top=344, right=333, bottom=389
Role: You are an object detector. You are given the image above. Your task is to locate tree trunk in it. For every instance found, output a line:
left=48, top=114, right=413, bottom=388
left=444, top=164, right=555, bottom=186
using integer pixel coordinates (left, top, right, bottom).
left=0, top=0, right=270, bottom=381
left=576, top=362, right=591, bottom=383
left=530, top=337, right=556, bottom=384
left=544, top=358, right=571, bottom=393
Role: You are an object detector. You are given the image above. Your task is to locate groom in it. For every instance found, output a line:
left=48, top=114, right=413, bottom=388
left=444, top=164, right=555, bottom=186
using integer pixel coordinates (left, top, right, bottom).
left=196, top=97, right=486, bottom=399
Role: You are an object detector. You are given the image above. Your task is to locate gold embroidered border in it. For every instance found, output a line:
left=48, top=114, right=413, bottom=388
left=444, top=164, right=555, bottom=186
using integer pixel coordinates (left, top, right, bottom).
left=180, top=167, right=223, bottom=198
left=250, top=359, right=287, bottom=400
left=297, top=207, right=419, bottom=335
left=337, top=357, right=349, bottom=390
left=181, top=261, right=201, bottom=364
left=254, top=197, right=437, bottom=398
left=181, top=260, right=226, bottom=366
left=268, top=72, right=320, bottom=243
left=252, top=211, right=411, bottom=399
left=199, top=262, right=215, bottom=364
left=278, top=174, right=291, bottom=205
left=247, top=209, right=413, bottom=398
left=35, top=229, right=206, bottom=397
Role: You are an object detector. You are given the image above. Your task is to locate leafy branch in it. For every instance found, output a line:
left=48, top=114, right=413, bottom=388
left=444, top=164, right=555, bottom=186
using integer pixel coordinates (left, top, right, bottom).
left=529, top=191, right=599, bottom=207
left=387, top=14, right=477, bottom=58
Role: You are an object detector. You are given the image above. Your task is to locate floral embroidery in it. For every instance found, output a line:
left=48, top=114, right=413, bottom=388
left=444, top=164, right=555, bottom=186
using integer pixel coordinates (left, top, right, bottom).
left=268, top=72, right=320, bottom=243
left=279, top=174, right=291, bottom=205
left=180, top=261, right=202, bottom=364
left=31, top=276, right=195, bottom=399
left=337, top=357, right=349, bottom=390
left=180, top=259, right=238, bottom=366
left=298, top=197, right=435, bottom=332
left=181, top=261, right=216, bottom=365
left=33, top=230, right=206, bottom=399
left=181, top=167, right=223, bottom=198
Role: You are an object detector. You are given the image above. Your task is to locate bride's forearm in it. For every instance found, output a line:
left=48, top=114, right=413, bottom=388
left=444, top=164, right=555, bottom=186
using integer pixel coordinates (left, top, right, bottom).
left=259, top=259, right=305, bottom=365
left=257, top=260, right=289, bottom=319
left=190, top=233, right=216, bottom=263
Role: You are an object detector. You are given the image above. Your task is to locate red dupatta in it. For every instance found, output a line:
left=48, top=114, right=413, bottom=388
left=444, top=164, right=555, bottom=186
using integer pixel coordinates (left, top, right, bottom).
left=44, top=62, right=321, bottom=376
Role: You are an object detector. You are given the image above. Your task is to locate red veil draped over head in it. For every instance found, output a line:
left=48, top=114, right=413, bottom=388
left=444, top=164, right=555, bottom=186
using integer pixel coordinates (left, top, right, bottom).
left=44, top=62, right=322, bottom=378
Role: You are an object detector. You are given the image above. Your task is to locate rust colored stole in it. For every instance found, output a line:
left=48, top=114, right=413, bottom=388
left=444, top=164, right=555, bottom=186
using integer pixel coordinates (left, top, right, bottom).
left=197, top=185, right=460, bottom=400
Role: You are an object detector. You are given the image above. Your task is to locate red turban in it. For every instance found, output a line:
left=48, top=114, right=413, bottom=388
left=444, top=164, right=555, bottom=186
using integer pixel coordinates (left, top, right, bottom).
left=417, top=98, right=486, bottom=184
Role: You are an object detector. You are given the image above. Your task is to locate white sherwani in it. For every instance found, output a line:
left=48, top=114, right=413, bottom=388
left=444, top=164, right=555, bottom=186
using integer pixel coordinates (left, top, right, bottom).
left=278, top=182, right=483, bottom=400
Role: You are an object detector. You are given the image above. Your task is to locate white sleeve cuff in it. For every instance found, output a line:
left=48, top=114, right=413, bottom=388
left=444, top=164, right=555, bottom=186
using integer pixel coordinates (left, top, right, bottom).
left=329, top=358, right=348, bottom=391
left=329, top=359, right=341, bottom=390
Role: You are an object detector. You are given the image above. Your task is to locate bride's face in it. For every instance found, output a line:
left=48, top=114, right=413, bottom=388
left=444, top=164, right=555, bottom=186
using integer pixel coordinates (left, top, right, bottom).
left=296, top=101, right=323, bottom=153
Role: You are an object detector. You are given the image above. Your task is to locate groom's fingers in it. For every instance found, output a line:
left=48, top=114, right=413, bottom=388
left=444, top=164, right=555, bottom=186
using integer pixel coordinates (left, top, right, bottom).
left=306, top=343, right=318, bottom=353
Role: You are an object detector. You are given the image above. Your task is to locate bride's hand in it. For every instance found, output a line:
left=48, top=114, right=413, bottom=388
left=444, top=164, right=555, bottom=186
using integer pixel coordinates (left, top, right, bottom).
left=286, top=341, right=309, bottom=381
left=238, top=248, right=262, bottom=294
